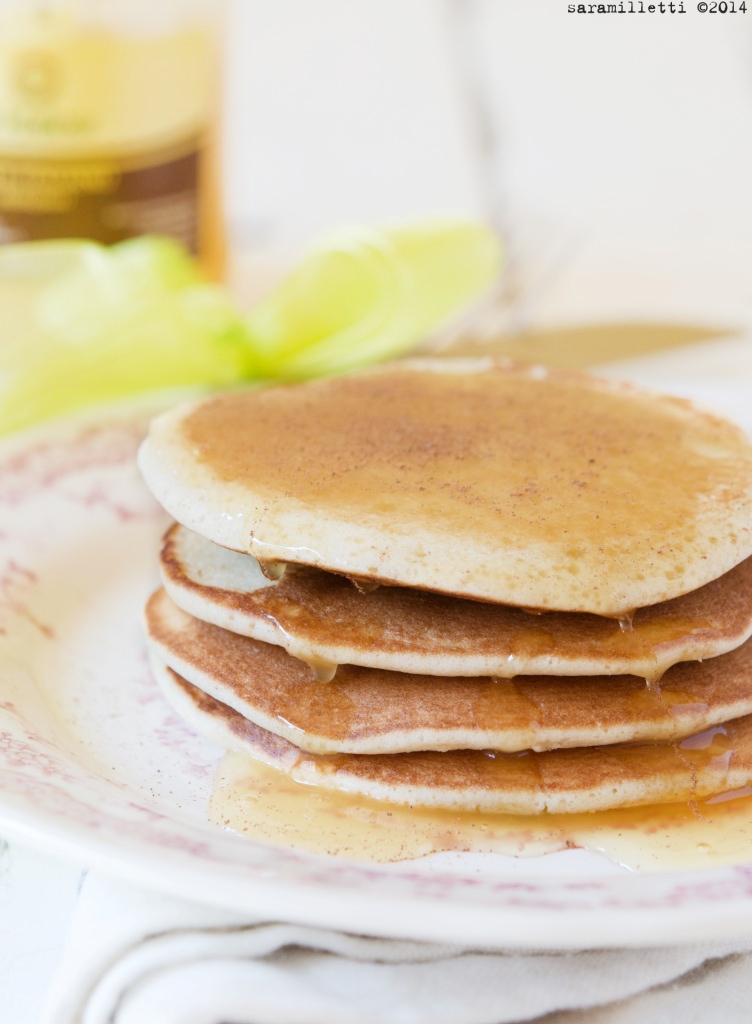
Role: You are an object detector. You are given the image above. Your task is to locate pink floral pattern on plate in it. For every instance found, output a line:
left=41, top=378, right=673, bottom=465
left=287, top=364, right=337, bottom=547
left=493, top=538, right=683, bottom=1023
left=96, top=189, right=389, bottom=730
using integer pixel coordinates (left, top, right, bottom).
left=3, top=398, right=752, bottom=950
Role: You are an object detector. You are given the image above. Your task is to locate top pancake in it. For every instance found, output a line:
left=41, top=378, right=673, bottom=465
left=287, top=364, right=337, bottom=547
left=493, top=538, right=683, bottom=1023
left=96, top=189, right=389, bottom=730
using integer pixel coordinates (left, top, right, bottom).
left=138, top=358, right=752, bottom=615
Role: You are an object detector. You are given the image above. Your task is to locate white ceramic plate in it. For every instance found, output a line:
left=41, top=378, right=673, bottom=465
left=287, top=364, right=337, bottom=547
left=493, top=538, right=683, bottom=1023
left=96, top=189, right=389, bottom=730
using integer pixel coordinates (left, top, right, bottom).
left=3, top=390, right=752, bottom=952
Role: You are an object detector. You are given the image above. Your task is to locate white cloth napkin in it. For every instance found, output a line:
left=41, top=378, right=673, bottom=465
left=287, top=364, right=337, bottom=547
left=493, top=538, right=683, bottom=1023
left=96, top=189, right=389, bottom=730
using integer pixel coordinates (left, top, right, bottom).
left=40, top=871, right=752, bottom=1024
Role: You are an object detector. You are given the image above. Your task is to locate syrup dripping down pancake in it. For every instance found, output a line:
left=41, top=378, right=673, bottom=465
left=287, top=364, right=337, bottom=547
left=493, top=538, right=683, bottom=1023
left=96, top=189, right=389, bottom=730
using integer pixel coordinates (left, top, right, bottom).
left=138, top=359, right=752, bottom=616
left=160, top=523, right=752, bottom=682
left=151, top=658, right=752, bottom=816
left=144, top=588, right=752, bottom=756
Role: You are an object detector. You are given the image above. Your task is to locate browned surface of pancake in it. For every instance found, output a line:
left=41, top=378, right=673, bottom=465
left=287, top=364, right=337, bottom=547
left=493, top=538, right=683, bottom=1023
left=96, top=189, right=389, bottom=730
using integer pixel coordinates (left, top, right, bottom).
left=144, top=587, right=752, bottom=755
left=161, top=523, right=752, bottom=681
left=154, top=660, right=752, bottom=814
left=138, top=360, right=752, bottom=616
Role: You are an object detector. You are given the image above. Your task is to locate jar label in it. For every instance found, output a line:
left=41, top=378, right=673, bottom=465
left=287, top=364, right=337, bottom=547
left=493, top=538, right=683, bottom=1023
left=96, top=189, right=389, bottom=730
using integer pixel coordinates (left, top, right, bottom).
left=0, top=141, right=201, bottom=250
left=0, top=13, right=214, bottom=249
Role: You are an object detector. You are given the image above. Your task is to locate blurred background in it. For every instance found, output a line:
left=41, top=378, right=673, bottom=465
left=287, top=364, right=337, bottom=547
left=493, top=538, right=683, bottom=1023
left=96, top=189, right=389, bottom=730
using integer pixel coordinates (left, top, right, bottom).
left=1, top=0, right=751, bottom=384
left=223, top=0, right=752, bottom=339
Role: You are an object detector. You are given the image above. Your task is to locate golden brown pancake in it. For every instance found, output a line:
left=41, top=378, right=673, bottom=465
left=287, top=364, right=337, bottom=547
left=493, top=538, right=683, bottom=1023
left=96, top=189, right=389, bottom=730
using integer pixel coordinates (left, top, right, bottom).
left=144, top=587, right=752, bottom=756
left=152, top=658, right=752, bottom=815
left=137, top=359, right=752, bottom=616
left=160, top=523, right=752, bottom=682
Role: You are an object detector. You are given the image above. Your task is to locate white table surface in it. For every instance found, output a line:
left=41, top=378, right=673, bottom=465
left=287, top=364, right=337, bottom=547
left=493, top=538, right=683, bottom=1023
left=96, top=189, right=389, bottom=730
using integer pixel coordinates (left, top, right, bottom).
left=1, top=842, right=84, bottom=1024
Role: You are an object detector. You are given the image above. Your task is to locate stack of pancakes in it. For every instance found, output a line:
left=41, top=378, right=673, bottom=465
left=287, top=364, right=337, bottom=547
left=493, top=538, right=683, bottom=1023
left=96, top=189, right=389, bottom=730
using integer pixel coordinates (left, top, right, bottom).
left=139, top=358, right=752, bottom=816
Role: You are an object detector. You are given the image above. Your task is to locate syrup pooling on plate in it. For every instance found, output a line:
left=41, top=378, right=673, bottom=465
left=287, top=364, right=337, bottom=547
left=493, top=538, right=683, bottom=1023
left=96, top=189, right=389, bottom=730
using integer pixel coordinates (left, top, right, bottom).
left=208, top=716, right=752, bottom=864
left=209, top=751, right=752, bottom=871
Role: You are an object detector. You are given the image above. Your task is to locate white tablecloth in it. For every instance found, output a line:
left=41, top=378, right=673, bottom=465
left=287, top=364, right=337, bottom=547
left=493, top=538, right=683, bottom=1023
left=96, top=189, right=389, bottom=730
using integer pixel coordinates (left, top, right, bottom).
left=28, top=864, right=752, bottom=1024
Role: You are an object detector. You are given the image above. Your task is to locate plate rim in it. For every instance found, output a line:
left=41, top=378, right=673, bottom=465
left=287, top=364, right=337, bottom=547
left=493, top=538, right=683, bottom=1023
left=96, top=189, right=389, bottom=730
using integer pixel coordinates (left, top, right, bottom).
left=3, top=395, right=752, bottom=951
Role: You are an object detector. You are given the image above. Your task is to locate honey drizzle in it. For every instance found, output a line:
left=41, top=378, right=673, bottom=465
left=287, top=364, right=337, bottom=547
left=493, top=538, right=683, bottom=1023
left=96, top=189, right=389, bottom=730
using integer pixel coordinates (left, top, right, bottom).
left=618, top=611, right=636, bottom=634
left=210, top=750, right=752, bottom=871
left=298, top=652, right=338, bottom=684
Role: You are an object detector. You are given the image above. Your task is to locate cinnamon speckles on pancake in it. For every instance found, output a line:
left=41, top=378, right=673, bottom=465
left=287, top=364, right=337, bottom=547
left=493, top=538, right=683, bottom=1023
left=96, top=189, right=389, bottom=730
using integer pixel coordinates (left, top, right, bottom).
left=139, top=360, right=752, bottom=616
